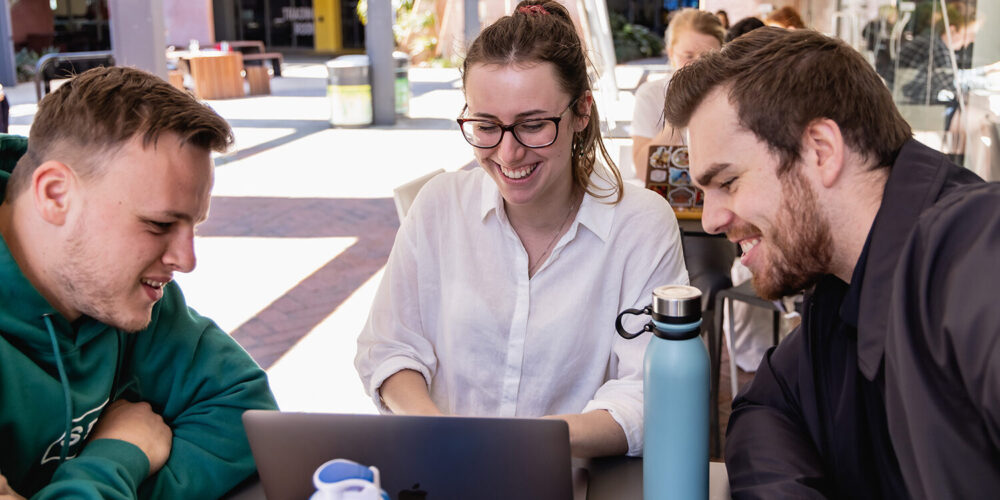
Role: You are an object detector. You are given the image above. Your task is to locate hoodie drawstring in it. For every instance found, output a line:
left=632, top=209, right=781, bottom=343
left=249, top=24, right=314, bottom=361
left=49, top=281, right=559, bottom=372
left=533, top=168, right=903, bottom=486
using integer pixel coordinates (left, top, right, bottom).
left=42, top=313, right=73, bottom=464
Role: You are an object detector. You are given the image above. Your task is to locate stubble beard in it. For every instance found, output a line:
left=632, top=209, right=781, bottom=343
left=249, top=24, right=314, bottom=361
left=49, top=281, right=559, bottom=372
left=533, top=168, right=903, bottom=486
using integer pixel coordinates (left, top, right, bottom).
left=751, top=169, right=834, bottom=300
left=55, top=216, right=152, bottom=333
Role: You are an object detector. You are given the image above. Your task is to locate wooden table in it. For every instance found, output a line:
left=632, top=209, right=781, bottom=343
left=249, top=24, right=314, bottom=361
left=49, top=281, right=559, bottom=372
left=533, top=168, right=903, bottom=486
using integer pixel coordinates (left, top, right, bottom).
left=175, top=51, right=245, bottom=100
left=224, top=457, right=731, bottom=499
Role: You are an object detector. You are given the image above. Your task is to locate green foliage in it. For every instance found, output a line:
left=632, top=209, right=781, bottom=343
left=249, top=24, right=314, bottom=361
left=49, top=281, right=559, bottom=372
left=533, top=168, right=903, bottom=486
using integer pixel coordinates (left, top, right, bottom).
left=357, top=0, right=417, bottom=26
left=15, top=47, right=58, bottom=83
left=357, top=0, right=438, bottom=62
left=394, top=6, right=437, bottom=57
left=610, top=13, right=664, bottom=63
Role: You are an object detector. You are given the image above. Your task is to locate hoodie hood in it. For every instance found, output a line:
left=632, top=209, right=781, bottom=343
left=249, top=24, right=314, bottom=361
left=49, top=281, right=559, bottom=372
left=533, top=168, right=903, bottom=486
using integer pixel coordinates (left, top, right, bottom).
left=0, top=133, right=85, bottom=352
left=0, top=133, right=27, bottom=194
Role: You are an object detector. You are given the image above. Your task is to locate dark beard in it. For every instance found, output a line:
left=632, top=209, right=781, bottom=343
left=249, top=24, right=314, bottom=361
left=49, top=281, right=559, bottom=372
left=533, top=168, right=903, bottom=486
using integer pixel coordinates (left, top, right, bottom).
left=751, top=169, right=833, bottom=300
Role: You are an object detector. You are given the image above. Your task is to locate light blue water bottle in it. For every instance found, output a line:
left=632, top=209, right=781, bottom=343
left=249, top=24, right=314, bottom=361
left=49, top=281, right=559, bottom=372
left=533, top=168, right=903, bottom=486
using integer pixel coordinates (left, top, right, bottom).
left=616, top=285, right=708, bottom=500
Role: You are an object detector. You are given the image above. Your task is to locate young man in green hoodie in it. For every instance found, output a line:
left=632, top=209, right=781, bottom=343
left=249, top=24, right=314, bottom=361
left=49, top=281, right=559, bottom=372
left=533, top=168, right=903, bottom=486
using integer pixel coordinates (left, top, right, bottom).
left=0, top=66, right=278, bottom=499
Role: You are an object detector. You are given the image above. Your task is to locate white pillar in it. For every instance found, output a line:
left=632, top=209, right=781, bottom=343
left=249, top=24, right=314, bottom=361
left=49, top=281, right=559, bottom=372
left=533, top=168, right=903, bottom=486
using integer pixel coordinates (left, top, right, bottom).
left=366, top=0, right=395, bottom=125
left=0, top=0, right=16, bottom=86
left=108, top=0, right=167, bottom=79
left=464, top=0, right=479, bottom=48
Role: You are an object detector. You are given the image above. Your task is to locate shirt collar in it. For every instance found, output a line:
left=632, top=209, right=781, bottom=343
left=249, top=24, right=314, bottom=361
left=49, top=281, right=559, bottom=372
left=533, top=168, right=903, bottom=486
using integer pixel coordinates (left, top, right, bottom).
left=840, top=228, right=873, bottom=329
left=478, top=167, right=617, bottom=242
left=855, top=139, right=968, bottom=380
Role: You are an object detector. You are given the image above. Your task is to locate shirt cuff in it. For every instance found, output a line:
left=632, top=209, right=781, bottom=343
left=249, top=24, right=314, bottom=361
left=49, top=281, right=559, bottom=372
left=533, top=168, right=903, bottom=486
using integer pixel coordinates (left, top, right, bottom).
left=368, top=355, right=433, bottom=413
left=582, top=397, right=644, bottom=457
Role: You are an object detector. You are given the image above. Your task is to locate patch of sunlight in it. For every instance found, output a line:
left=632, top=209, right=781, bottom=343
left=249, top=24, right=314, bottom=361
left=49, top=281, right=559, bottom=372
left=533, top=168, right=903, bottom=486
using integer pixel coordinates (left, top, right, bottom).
left=174, top=236, right=357, bottom=333
left=266, top=267, right=385, bottom=414
left=228, top=127, right=297, bottom=153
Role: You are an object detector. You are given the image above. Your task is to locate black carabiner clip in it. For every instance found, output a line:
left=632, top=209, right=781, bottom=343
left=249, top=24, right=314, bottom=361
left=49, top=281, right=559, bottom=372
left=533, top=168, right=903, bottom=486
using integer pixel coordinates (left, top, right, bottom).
left=616, top=305, right=655, bottom=339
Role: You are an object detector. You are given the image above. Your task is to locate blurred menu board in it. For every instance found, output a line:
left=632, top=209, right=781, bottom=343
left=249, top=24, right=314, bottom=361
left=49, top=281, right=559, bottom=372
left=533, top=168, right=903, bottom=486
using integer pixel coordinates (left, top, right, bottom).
left=646, top=145, right=703, bottom=220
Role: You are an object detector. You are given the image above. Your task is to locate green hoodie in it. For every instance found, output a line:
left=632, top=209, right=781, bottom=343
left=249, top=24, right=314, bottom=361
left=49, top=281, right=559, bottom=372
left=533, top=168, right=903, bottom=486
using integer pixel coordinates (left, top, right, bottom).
left=0, top=134, right=279, bottom=499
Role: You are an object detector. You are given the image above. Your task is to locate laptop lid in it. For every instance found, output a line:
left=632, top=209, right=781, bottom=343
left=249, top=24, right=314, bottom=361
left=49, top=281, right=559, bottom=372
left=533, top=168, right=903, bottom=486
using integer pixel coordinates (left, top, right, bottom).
left=243, top=411, right=575, bottom=500
left=646, top=144, right=704, bottom=220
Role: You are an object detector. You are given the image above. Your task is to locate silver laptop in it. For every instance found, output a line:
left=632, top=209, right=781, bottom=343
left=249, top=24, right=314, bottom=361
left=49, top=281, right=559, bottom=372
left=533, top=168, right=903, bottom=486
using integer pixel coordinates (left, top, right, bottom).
left=243, top=411, right=580, bottom=500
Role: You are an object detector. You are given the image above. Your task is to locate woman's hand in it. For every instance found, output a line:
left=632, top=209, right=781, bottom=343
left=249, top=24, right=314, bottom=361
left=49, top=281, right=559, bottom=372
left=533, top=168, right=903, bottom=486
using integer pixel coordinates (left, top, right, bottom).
left=379, top=369, right=444, bottom=416
left=545, top=410, right=628, bottom=458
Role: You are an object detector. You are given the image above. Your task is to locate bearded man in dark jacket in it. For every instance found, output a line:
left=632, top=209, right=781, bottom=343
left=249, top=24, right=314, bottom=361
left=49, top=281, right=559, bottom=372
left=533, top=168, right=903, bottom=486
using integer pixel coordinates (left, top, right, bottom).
left=664, top=27, right=1000, bottom=499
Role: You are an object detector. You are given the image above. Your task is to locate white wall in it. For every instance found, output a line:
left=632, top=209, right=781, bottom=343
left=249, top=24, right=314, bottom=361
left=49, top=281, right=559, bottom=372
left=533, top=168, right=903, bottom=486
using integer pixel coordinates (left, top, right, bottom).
left=163, top=0, right=215, bottom=47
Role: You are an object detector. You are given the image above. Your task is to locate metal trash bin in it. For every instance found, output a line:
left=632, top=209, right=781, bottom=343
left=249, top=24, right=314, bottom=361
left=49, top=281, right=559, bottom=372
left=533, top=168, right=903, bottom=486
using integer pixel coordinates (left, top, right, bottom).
left=326, top=55, right=372, bottom=127
left=392, top=51, right=411, bottom=116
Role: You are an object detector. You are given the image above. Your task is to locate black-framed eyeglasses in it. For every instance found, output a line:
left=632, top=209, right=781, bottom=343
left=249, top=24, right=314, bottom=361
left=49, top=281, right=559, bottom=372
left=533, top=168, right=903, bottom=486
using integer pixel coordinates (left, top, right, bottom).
left=456, top=99, right=578, bottom=149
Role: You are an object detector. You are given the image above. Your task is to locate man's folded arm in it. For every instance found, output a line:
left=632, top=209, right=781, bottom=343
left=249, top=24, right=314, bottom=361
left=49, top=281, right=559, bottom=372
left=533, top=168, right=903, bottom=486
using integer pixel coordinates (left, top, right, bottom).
left=128, top=285, right=278, bottom=499
left=725, top=332, right=830, bottom=499
left=32, top=440, right=149, bottom=500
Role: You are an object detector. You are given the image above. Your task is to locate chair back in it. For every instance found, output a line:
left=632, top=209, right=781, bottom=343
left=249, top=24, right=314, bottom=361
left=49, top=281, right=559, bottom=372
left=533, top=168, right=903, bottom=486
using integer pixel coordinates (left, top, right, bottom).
left=34, top=51, right=115, bottom=100
left=392, top=168, right=445, bottom=222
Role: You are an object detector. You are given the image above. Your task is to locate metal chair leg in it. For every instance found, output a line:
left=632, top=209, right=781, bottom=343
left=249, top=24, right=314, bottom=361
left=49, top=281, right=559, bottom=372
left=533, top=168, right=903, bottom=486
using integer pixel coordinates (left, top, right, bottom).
left=726, top=297, right=739, bottom=398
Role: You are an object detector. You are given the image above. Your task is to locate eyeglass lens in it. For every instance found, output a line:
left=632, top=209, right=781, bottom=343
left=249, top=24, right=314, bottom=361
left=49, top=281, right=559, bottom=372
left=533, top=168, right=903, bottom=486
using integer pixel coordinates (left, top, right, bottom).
left=460, top=119, right=558, bottom=148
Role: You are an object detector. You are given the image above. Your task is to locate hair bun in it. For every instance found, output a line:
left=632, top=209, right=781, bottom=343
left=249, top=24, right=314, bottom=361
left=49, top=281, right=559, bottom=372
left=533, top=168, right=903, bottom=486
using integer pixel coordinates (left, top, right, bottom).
left=517, top=4, right=549, bottom=15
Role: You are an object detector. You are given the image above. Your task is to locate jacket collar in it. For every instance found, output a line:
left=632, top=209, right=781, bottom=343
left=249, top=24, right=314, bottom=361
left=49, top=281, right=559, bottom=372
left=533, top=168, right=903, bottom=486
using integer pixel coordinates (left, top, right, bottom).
left=856, top=139, right=965, bottom=380
left=0, top=232, right=79, bottom=348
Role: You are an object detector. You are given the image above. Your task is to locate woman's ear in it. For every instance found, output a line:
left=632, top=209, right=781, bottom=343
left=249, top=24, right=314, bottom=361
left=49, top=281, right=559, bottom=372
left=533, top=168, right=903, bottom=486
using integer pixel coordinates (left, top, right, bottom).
left=574, top=92, right=593, bottom=132
left=31, top=161, right=75, bottom=226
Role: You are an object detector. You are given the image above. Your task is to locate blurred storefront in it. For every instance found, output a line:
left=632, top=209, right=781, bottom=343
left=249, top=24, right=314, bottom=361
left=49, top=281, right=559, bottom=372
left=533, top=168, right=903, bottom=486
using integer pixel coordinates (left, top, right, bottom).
left=12, top=0, right=110, bottom=53
left=212, top=0, right=365, bottom=53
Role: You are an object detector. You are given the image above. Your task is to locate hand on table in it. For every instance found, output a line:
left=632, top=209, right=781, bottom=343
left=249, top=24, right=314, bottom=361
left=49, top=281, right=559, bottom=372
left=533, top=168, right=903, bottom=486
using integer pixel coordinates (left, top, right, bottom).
left=379, top=369, right=445, bottom=416
left=544, top=411, right=628, bottom=458
left=89, top=399, right=173, bottom=476
left=0, top=473, right=26, bottom=500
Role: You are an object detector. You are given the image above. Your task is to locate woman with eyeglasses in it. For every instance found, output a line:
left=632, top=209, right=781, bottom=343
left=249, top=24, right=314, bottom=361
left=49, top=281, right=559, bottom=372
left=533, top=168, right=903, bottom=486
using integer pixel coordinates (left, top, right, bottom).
left=355, top=0, right=688, bottom=458
left=631, top=9, right=725, bottom=180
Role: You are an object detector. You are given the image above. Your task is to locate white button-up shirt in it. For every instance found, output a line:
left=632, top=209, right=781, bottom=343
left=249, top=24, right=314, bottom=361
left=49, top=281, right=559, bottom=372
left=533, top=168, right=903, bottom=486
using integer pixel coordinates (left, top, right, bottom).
left=355, top=168, right=688, bottom=455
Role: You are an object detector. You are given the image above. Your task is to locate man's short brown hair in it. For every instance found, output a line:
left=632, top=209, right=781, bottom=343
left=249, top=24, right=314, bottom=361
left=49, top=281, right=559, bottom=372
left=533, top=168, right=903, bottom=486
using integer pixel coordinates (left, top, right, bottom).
left=8, top=66, right=233, bottom=195
left=664, top=27, right=911, bottom=175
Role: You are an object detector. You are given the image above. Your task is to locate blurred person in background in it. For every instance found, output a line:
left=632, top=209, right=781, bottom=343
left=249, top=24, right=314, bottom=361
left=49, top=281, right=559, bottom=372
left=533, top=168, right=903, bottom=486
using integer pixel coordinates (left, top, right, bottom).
left=862, top=4, right=898, bottom=85
left=765, top=6, right=807, bottom=29
left=726, top=16, right=765, bottom=43
left=631, top=8, right=725, bottom=180
left=898, top=1, right=1000, bottom=161
left=716, top=9, right=730, bottom=30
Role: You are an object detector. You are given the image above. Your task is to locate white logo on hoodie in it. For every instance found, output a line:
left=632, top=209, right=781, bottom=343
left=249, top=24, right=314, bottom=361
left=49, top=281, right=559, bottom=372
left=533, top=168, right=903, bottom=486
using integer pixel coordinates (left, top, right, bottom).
left=41, top=399, right=109, bottom=464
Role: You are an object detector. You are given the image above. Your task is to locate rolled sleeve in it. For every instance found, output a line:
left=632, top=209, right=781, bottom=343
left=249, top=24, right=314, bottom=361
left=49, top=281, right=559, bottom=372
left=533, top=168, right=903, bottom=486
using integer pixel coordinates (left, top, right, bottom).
left=583, top=198, right=688, bottom=457
left=582, top=377, right=646, bottom=456
left=355, top=197, right=439, bottom=411
left=366, top=355, right=434, bottom=413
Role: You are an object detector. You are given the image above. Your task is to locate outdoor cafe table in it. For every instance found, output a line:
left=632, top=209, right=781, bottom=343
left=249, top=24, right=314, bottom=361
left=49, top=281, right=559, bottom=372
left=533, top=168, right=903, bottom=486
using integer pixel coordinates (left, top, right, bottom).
left=170, top=50, right=245, bottom=100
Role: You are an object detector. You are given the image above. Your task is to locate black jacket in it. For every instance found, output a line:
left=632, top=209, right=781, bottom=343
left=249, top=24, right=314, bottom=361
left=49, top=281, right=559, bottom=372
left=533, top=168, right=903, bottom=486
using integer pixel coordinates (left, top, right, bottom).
left=725, top=139, right=1000, bottom=498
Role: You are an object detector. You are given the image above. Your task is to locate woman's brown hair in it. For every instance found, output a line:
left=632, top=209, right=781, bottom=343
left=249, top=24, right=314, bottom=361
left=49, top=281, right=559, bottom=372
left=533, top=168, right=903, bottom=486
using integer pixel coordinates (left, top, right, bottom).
left=461, top=0, right=623, bottom=202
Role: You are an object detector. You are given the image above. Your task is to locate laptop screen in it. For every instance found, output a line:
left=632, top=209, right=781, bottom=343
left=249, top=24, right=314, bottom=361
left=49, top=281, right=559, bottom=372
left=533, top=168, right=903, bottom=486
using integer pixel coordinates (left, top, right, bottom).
left=243, top=411, right=575, bottom=500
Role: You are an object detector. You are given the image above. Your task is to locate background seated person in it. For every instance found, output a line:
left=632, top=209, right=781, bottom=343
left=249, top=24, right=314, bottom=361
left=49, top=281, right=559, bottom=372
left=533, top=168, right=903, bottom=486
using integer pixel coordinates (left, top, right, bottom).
left=631, top=8, right=724, bottom=180
left=0, top=67, right=277, bottom=499
left=665, top=27, right=1000, bottom=497
left=726, top=17, right=765, bottom=43
left=897, top=2, right=999, bottom=160
left=356, top=0, right=688, bottom=459
left=764, top=6, right=807, bottom=29
left=896, top=2, right=1000, bottom=105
